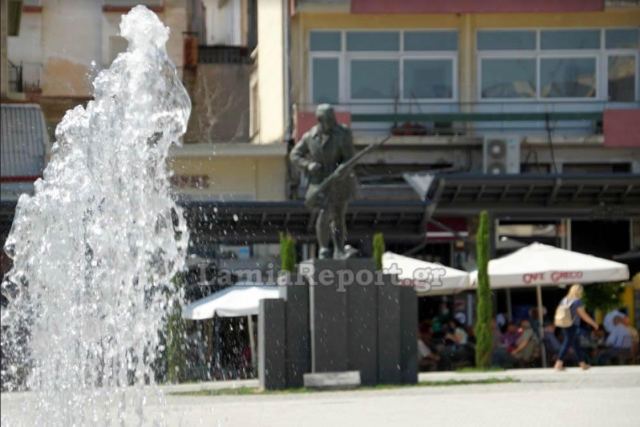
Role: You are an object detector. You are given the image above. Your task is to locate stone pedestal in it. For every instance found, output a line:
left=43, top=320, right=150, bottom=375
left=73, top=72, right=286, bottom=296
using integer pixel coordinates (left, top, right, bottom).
left=399, top=285, right=418, bottom=384
left=282, top=274, right=310, bottom=388
left=345, top=258, right=379, bottom=386
left=377, top=274, right=402, bottom=384
left=259, top=258, right=417, bottom=390
left=300, top=259, right=349, bottom=373
left=258, top=298, right=286, bottom=390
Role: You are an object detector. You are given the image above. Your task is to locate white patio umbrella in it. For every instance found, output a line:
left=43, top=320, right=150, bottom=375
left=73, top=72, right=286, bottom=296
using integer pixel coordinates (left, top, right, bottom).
left=470, top=242, right=629, bottom=367
left=182, top=282, right=284, bottom=370
left=469, top=242, right=629, bottom=289
left=382, top=252, right=471, bottom=296
left=182, top=282, right=283, bottom=320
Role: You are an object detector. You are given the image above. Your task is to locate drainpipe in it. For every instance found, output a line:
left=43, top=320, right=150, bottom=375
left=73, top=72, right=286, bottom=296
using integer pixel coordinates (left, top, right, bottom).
left=283, top=0, right=293, bottom=146
left=283, top=0, right=295, bottom=200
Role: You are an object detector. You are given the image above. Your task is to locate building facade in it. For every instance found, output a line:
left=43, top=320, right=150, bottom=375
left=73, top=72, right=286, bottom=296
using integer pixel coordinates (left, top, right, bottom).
left=3, top=0, right=288, bottom=202
left=242, top=0, right=640, bottom=249
left=241, top=0, right=640, bottom=321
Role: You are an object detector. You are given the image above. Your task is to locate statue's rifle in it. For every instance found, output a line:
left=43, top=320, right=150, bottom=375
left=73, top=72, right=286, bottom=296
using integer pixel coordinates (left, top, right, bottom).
left=304, top=135, right=391, bottom=208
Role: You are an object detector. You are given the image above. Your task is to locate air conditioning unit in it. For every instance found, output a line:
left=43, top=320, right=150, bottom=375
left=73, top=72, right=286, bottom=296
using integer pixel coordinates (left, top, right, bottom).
left=483, top=137, right=521, bottom=174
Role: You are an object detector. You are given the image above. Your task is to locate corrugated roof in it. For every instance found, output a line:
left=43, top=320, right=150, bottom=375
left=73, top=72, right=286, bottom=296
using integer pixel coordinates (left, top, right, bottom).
left=1, top=103, right=48, bottom=178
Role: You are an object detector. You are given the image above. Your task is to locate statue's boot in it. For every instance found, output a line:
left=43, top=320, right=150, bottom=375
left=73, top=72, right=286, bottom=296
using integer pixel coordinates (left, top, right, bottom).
left=343, top=244, right=358, bottom=258
left=334, top=245, right=358, bottom=260
left=331, top=222, right=346, bottom=260
left=330, top=219, right=357, bottom=259
left=319, top=247, right=332, bottom=259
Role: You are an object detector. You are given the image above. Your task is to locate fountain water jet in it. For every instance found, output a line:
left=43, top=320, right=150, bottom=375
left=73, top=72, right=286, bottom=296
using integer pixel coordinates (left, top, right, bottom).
left=1, top=6, right=190, bottom=425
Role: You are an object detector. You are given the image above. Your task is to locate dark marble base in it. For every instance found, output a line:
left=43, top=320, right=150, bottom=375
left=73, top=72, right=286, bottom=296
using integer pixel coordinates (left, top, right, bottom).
left=258, top=259, right=417, bottom=390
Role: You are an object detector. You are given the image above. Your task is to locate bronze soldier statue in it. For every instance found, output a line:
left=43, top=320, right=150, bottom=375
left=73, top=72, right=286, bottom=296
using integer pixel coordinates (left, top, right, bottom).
left=290, top=104, right=357, bottom=259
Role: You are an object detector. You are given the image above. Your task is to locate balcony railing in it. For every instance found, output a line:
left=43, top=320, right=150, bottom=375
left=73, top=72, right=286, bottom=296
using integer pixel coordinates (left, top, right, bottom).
left=7, top=61, right=41, bottom=93
left=198, top=46, right=253, bottom=65
left=294, top=101, right=637, bottom=138
left=103, top=0, right=163, bottom=7
left=8, top=61, right=23, bottom=93
left=102, top=1, right=164, bottom=12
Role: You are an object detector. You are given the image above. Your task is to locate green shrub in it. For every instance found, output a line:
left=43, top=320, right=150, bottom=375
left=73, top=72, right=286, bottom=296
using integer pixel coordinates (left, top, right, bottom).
left=373, top=232, right=385, bottom=270
left=166, top=298, right=187, bottom=383
left=280, top=233, right=297, bottom=273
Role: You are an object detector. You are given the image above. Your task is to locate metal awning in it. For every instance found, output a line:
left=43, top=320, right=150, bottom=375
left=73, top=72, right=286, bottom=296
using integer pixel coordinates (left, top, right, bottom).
left=185, top=200, right=431, bottom=246
left=428, top=173, right=640, bottom=218
left=2, top=174, right=639, bottom=243
left=1, top=103, right=48, bottom=178
left=1, top=103, right=49, bottom=202
left=184, top=174, right=640, bottom=244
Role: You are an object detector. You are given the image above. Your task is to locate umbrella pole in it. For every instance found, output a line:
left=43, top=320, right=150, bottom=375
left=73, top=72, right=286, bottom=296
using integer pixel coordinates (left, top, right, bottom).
left=248, top=315, right=257, bottom=373
left=536, top=285, right=547, bottom=368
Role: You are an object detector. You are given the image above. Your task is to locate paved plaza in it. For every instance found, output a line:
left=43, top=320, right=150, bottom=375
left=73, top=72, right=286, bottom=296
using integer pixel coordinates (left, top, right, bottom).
left=2, top=366, right=639, bottom=426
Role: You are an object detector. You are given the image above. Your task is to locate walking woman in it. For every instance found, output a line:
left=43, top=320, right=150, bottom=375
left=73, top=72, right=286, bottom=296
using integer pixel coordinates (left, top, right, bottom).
left=554, top=284, right=599, bottom=370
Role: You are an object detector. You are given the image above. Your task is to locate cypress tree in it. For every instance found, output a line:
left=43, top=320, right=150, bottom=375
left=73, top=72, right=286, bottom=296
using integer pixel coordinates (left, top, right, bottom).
left=474, top=210, right=493, bottom=369
left=166, top=275, right=187, bottom=383
left=373, top=232, right=385, bottom=270
left=280, top=233, right=296, bottom=273
left=166, top=298, right=187, bottom=383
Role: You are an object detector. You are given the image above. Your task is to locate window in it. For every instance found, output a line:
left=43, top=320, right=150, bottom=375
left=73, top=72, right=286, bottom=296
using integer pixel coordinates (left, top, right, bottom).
left=404, top=31, right=458, bottom=51
left=346, top=32, right=399, bottom=51
left=404, top=59, right=452, bottom=99
left=608, top=55, right=636, bottom=102
left=540, top=58, right=596, bottom=98
left=477, top=31, right=535, bottom=51
left=540, top=30, right=600, bottom=50
left=477, top=28, right=638, bottom=102
left=310, top=32, right=341, bottom=51
left=309, top=30, right=458, bottom=103
left=312, top=58, right=339, bottom=103
left=605, top=29, right=638, bottom=102
left=605, top=29, right=639, bottom=49
left=350, top=60, right=399, bottom=99
left=481, top=59, right=536, bottom=99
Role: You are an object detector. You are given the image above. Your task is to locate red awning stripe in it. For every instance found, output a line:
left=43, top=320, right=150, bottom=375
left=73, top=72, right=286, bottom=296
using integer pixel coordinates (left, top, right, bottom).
left=351, top=0, right=604, bottom=14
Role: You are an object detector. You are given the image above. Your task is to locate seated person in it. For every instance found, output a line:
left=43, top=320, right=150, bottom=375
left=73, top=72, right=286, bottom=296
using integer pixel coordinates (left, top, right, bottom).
left=418, top=327, right=441, bottom=371
left=623, top=316, right=639, bottom=361
left=492, top=319, right=516, bottom=368
left=603, top=308, right=625, bottom=334
left=441, top=320, right=472, bottom=368
left=445, top=319, right=469, bottom=346
left=501, top=322, right=520, bottom=353
left=432, top=303, right=452, bottom=337
left=598, top=315, right=633, bottom=365
left=511, top=320, right=540, bottom=365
